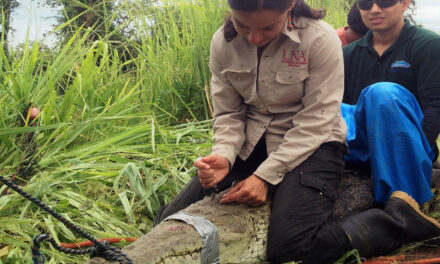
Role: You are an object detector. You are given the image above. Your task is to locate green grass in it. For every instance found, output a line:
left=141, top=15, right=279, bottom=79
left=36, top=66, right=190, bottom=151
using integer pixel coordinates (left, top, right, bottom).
left=1, top=1, right=221, bottom=259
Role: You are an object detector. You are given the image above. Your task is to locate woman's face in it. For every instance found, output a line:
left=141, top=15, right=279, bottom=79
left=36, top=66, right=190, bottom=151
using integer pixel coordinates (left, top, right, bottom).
left=231, top=3, right=293, bottom=47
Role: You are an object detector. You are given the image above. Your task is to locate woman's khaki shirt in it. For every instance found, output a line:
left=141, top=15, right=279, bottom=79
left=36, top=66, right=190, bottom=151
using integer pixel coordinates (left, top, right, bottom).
left=209, top=17, right=346, bottom=185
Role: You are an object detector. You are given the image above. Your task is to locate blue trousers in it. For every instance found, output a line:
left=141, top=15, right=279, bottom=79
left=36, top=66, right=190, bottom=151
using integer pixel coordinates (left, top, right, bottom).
left=342, top=82, right=435, bottom=205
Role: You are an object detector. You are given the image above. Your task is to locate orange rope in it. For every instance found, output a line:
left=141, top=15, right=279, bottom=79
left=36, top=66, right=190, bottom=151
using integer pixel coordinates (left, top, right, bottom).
left=363, top=255, right=406, bottom=263
left=401, top=258, right=440, bottom=264
left=363, top=255, right=440, bottom=264
left=1, top=165, right=22, bottom=195
left=60, top=237, right=137, bottom=249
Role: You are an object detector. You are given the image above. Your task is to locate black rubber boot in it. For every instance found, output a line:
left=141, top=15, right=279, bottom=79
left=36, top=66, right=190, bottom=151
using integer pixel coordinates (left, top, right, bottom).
left=386, top=191, right=440, bottom=245
left=340, top=191, right=440, bottom=257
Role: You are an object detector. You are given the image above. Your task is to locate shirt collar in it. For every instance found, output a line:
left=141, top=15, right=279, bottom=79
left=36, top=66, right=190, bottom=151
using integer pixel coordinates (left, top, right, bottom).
left=394, top=19, right=416, bottom=44
left=281, top=18, right=300, bottom=44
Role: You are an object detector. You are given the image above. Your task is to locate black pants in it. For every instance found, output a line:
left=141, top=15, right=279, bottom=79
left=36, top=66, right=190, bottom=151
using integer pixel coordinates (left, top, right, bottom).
left=267, top=142, right=350, bottom=264
left=153, top=139, right=350, bottom=264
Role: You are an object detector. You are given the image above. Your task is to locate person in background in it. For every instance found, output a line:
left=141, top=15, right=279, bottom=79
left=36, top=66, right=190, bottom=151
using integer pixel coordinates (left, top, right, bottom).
left=341, top=0, right=440, bottom=258
left=337, top=1, right=369, bottom=46
left=154, top=0, right=350, bottom=263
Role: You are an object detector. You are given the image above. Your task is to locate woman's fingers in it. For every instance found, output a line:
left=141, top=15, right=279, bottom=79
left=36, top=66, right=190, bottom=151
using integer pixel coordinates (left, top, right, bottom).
left=220, top=184, right=242, bottom=203
left=201, top=155, right=217, bottom=164
left=221, top=190, right=252, bottom=204
left=220, top=177, right=268, bottom=206
left=198, top=168, right=215, bottom=179
left=198, top=167, right=217, bottom=188
left=199, top=175, right=215, bottom=185
left=194, top=157, right=211, bottom=170
left=199, top=154, right=229, bottom=170
left=223, top=191, right=263, bottom=206
left=249, top=201, right=264, bottom=207
left=194, top=155, right=229, bottom=189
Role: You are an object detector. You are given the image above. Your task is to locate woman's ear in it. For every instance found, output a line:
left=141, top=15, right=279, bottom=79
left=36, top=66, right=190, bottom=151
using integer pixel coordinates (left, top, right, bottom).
left=289, top=0, right=296, bottom=10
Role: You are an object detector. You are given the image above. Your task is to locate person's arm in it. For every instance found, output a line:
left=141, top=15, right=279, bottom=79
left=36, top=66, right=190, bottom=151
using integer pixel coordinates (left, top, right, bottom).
left=209, top=34, right=247, bottom=169
left=421, top=96, right=440, bottom=146
left=253, top=28, right=345, bottom=185
left=193, top=35, right=248, bottom=190
left=414, top=37, right=440, bottom=146
left=342, top=47, right=351, bottom=103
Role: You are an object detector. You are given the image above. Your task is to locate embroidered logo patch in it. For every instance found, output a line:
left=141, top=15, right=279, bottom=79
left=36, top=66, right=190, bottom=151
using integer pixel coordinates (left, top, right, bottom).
left=390, top=60, right=411, bottom=72
left=282, top=49, right=307, bottom=67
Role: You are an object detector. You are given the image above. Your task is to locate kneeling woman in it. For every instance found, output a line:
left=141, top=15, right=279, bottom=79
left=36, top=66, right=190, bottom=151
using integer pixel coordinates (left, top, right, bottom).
left=154, top=0, right=348, bottom=263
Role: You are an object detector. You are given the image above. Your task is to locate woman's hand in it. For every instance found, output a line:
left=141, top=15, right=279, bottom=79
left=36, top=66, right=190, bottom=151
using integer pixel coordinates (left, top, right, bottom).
left=194, top=154, right=230, bottom=189
left=220, top=175, right=268, bottom=207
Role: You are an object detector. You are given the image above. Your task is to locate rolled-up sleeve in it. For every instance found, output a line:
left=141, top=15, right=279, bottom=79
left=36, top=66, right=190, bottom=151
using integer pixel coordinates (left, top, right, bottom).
left=254, top=29, right=345, bottom=185
left=209, top=39, right=247, bottom=166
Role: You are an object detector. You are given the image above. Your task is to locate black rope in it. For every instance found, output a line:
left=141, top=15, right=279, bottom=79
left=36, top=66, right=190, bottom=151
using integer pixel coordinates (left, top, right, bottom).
left=31, top=234, right=95, bottom=264
left=0, top=175, right=133, bottom=264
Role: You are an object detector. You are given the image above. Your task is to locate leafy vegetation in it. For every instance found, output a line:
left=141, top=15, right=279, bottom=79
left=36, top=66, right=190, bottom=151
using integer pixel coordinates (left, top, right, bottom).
left=0, top=0, right=437, bottom=263
left=0, top=0, right=225, bottom=262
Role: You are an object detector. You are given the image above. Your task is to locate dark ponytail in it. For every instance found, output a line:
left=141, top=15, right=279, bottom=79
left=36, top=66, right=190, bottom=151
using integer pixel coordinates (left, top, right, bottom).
left=224, top=0, right=326, bottom=42
left=291, top=0, right=326, bottom=21
left=224, top=14, right=238, bottom=42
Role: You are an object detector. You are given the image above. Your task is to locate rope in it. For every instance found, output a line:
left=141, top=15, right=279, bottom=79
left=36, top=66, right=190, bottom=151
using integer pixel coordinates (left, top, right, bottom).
left=32, top=234, right=93, bottom=264
left=60, top=238, right=137, bottom=249
left=363, top=254, right=440, bottom=264
left=0, top=175, right=133, bottom=264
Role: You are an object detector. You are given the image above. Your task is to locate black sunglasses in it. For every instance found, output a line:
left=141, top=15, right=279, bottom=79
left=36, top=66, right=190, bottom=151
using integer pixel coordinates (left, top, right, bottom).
left=357, top=0, right=400, bottom=10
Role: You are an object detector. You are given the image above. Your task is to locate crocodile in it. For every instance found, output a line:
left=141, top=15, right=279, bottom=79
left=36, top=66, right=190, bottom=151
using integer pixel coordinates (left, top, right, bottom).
left=89, top=169, right=440, bottom=264
left=89, top=189, right=271, bottom=264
